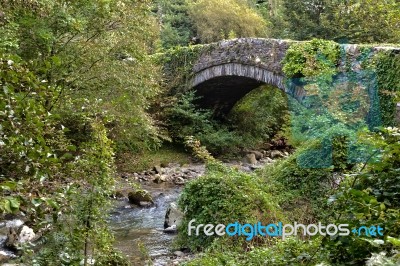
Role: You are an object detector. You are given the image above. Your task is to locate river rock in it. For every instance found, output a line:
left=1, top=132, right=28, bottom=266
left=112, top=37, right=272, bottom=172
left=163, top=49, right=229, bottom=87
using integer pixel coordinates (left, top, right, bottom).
left=128, top=189, right=153, bottom=206
left=173, top=251, right=185, bottom=257
left=263, top=157, right=274, bottom=163
left=174, top=177, right=185, bottom=185
left=164, top=224, right=177, bottom=233
left=0, top=251, right=8, bottom=263
left=164, top=202, right=184, bottom=230
left=153, top=174, right=168, bottom=184
left=6, top=225, right=35, bottom=249
left=243, top=153, right=257, bottom=165
left=270, top=150, right=284, bottom=159
left=153, top=165, right=162, bottom=174
left=249, top=150, right=263, bottom=160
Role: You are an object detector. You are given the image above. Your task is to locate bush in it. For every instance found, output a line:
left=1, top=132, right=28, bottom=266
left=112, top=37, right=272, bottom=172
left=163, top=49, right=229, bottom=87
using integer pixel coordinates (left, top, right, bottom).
left=324, top=127, right=400, bottom=264
left=183, top=237, right=328, bottom=266
left=176, top=161, right=284, bottom=250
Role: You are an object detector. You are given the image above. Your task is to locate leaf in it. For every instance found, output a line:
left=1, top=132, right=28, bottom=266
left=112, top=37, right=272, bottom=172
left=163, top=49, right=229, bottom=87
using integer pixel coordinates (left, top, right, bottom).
left=9, top=198, right=20, bottom=210
left=387, top=236, right=400, bottom=247
left=31, top=198, right=42, bottom=207
left=46, top=199, right=59, bottom=210
left=4, top=200, right=12, bottom=213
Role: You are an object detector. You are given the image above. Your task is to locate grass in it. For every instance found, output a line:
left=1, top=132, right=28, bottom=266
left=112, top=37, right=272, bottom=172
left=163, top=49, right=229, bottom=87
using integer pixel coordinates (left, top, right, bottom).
left=115, top=144, right=193, bottom=173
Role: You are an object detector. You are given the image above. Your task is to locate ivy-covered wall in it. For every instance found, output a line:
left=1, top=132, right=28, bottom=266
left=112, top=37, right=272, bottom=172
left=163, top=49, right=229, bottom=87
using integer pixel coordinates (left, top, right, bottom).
left=376, top=51, right=400, bottom=126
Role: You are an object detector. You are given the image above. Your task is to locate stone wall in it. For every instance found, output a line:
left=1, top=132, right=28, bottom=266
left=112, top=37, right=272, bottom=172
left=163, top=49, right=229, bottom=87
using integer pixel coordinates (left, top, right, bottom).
left=193, top=38, right=294, bottom=76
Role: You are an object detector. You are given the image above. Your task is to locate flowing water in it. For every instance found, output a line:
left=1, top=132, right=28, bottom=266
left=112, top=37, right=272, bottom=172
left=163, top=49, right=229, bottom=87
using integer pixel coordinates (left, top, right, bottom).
left=109, top=183, right=183, bottom=265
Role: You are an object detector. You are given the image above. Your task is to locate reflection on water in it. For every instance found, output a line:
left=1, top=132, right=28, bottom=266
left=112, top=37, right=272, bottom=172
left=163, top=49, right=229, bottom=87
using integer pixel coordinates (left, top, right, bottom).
left=109, top=183, right=182, bottom=265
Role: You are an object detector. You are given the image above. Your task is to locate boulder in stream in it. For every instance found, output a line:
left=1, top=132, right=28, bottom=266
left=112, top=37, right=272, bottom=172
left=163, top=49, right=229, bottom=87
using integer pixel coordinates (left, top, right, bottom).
left=128, top=189, right=153, bottom=206
left=243, top=153, right=257, bottom=165
left=164, top=202, right=184, bottom=231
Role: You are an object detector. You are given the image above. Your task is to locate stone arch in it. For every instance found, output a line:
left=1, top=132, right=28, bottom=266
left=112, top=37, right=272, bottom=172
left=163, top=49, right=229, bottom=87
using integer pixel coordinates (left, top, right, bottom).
left=191, top=63, right=305, bottom=115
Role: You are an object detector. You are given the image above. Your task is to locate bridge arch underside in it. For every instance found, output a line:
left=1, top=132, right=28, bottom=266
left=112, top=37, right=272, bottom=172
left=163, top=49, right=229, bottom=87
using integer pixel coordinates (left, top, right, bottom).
left=192, top=63, right=303, bottom=116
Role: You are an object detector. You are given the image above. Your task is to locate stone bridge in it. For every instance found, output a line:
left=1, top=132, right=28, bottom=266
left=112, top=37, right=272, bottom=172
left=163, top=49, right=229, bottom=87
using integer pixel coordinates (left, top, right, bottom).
left=189, top=38, right=400, bottom=116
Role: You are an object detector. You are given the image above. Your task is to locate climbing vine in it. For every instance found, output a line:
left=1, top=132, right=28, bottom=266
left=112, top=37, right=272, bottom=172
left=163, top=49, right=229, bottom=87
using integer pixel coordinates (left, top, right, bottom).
left=375, top=51, right=400, bottom=126
left=282, top=39, right=340, bottom=79
left=154, top=44, right=205, bottom=93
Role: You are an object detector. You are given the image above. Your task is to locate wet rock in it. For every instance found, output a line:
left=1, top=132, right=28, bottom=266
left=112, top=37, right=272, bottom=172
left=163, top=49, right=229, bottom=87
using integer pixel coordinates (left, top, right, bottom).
left=250, top=165, right=263, bottom=170
left=173, top=251, right=185, bottom=257
left=270, top=150, right=284, bottom=159
left=164, top=202, right=183, bottom=229
left=5, top=220, right=23, bottom=229
left=153, top=174, right=168, bottom=184
left=163, top=224, right=177, bottom=233
left=128, top=189, right=153, bottom=206
left=174, top=177, right=185, bottom=185
left=243, top=153, right=257, bottom=165
left=260, top=157, right=274, bottom=164
left=0, top=251, right=8, bottom=263
left=153, top=165, right=162, bottom=174
left=139, top=201, right=153, bottom=208
left=0, top=235, right=7, bottom=246
left=139, top=176, right=148, bottom=182
left=6, top=225, right=35, bottom=249
left=249, top=150, right=263, bottom=160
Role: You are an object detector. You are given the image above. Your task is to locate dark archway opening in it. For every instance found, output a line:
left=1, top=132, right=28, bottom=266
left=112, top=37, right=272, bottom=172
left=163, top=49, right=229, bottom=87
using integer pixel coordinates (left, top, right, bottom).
left=193, top=76, right=265, bottom=118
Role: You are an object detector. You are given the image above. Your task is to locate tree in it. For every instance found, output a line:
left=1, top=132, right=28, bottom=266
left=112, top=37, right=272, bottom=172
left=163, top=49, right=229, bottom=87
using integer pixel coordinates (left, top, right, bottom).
left=281, top=0, right=335, bottom=40
left=323, top=0, right=400, bottom=43
left=188, top=0, right=268, bottom=43
left=0, top=0, right=162, bottom=152
left=155, top=0, right=196, bottom=49
left=279, top=0, right=400, bottom=43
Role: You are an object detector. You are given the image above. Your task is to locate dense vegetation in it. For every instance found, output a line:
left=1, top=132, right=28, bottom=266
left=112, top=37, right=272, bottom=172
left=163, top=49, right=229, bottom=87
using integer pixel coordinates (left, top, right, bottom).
left=1, top=0, right=399, bottom=265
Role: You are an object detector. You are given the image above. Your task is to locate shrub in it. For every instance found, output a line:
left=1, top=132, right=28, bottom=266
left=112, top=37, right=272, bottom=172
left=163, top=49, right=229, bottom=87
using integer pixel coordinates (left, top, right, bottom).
left=325, top=127, right=400, bottom=264
left=183, top=237, right=329, bottom=266
left=176, top=160, right=284, bottom=250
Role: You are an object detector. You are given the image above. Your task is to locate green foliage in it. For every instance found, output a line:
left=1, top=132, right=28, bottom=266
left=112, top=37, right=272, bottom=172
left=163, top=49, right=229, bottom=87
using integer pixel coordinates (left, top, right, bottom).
left=229, top=85, right=289, bottom=148
left=183, top=237, right=328, bottom=266
left=165, top=91, right=243, bottom=155
left=0, top=54, right=65, bottom=216
left=155, top=0, right=195, bottom=49
left=188, top=0, right=268, bottom=43
left=325, top=0, right=400, bottom=44
left=281, top=0, right=335, bottom=41
left=0, top=52, right=129, bottom=264
left=278, top=0, right=400, bottom=43
left=156, top=44, right=204, bottom=93
left=116, top=144, right=191, bottom=173
left=375, top=51, right=400, bottom=126
left=264, top=144, right=333, bottom=203
left=323, top=127, right=400, bottom=264
left=1, top=0, right=162, bottom=154
left=177, top=160, right=283, bottom=250
left=282, top=39, right=340, bottom=78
